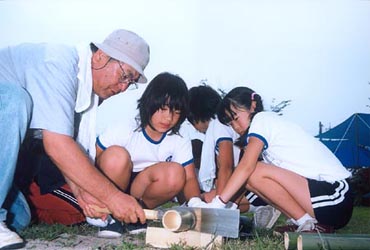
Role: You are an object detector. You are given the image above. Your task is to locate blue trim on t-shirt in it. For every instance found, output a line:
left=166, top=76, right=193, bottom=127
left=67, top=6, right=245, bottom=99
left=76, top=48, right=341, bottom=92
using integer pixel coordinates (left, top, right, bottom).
left=215, top=137, right=232, bottom=152
left=96, top=137, right=107, bottom=150
left=182, top=158, right=194, bottom=167
left=247, top=133, right=268, bottom=149
left=142, top=128, right=167, bottom=144
left=216, top=137, right=233, bottom=145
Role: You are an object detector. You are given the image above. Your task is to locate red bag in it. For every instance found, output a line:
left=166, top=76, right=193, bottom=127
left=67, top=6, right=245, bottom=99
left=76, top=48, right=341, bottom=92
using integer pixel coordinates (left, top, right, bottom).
left=28, top=182, right=85, bottom=225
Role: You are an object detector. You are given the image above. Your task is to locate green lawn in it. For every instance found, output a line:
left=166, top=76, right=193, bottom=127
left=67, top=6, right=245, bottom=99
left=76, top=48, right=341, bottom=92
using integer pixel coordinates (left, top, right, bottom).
left=20, top=206, right=370, bottom=250
left=336, top=206, right=370, bottom=234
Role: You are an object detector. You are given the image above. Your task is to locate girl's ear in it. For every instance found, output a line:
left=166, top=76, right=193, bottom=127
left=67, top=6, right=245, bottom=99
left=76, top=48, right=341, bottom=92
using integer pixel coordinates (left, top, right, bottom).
left=251, top=100, right=257, bottom=112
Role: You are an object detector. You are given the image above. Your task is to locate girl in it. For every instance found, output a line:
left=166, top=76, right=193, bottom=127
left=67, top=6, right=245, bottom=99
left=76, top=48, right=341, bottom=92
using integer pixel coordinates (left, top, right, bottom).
left=187, top=85, right=280, bottom=229
left=93, top=72, right=204, bottom=237
left=206, top=86, right=353, bottom=233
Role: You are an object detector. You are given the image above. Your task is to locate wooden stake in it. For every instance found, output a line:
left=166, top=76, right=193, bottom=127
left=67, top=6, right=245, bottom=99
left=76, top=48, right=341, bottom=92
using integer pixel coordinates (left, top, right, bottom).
left=146, top=226, right=223, bottom=249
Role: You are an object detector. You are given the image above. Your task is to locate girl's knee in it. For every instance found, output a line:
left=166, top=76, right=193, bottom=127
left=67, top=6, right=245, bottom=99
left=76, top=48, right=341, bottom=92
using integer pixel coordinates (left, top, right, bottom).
left=98, top=146, right=132, bottom=171
left=166, top=163, right=186, bottom=190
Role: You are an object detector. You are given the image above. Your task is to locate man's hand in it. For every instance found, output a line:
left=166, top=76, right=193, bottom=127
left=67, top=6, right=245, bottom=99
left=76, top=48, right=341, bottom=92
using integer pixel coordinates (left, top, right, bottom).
left=78, top=187, right=146, bottom=224
left=105, top=190, right=146, bottom=224
left=78, top=189, right=109, bottom=219
left=66, top=177, right=108, bottom=219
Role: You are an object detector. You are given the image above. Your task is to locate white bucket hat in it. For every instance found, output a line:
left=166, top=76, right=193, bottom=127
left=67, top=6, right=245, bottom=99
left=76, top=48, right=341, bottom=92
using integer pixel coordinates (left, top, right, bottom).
left=94, top=29, right=150, bottom=83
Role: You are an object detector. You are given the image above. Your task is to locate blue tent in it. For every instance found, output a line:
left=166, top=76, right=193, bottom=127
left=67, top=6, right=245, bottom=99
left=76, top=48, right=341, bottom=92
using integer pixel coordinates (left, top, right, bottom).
left=316, top=113, right=370, bottom=168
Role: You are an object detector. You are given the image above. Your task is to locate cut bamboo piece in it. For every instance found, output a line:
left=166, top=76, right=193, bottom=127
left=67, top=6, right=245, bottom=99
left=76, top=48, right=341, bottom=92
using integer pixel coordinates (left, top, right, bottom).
left=284, top=232, right=299, bottom=250
left=162, top=209, right=196, bottom=232
left=146, top=226, right=223, bottom=249
left=285, top=233, right=370, bottom=250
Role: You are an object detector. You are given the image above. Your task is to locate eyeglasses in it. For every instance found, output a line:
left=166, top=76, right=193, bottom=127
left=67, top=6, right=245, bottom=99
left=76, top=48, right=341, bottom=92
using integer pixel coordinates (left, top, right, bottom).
left=112, top=58, right=140, bottom=90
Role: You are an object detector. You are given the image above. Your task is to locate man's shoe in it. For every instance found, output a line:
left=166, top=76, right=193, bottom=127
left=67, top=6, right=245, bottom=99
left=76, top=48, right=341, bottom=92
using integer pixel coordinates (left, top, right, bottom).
left=254, top=205, right=281, bottom=229
left=126, top=222, right=147, bottom=235
left=86, top=217, right=108, bottom=227
left=97, top=217, right=124, bottom=238
left=0, top=221, right=24, bottom=250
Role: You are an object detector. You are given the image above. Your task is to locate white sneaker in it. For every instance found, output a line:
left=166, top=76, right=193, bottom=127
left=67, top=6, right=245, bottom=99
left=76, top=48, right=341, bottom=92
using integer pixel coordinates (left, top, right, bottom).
left=296, top=218, right=318, bottom=232
left=254, top=205, right=281, bottom=229
left=0, top=221, right=24, bottom=249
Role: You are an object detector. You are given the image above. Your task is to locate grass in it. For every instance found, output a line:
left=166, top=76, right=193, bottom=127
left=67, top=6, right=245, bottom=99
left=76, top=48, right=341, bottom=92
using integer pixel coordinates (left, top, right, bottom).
left=335, top=206, right=370, bottom=234
left=19, top=206, right=370, bottom=249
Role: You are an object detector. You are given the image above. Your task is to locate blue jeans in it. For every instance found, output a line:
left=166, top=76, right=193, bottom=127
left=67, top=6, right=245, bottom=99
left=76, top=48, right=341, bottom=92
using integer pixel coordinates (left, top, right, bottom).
left=0, top=82, right=32, bottom=231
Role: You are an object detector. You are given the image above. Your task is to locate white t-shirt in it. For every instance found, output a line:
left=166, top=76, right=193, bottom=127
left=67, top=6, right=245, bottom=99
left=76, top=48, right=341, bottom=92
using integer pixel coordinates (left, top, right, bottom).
left=0, top=43, right=98, bottom=160
left=0, top=43, right=79, bottom=137
left=247, top=112, right=351, bottom=183
left=97, top=120, right=194, bottom=172
left=198, top=119, right=240, bottom=191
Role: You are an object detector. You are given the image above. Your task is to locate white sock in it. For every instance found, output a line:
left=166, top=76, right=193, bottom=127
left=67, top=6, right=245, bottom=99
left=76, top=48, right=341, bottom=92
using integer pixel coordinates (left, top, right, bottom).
left=296, top=213, right=315, bottom=226
left=248, top=204, right=257, bottom=213
left=289, top=218, right=298, bottom=225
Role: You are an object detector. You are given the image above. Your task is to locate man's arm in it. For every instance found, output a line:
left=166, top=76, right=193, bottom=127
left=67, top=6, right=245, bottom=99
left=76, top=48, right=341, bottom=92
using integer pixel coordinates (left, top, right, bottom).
left=42, top=130, right=145, bottom=224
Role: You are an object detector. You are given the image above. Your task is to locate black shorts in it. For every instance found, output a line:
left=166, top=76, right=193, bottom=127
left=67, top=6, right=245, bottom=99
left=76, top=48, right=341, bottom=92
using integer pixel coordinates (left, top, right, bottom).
left=308, top=178, right=354, bottom=229
left=245, top=191, right=268, bottom=207
left=126, top=171, right=141, bottom=194
left=15, top=138, right=66, bottom=195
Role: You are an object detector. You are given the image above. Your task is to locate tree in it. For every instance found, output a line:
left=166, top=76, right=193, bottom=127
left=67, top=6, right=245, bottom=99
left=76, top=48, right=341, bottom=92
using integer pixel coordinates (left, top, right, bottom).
left=198, top=79, right=292, bottom=115
left=270, top=98, right=292, bottom=116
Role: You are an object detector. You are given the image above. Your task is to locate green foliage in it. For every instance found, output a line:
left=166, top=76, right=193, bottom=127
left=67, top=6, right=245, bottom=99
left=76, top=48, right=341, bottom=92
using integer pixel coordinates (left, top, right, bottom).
left=348, top=168, right=370, bottom=205
left=270, top=98, right=292, bottom=116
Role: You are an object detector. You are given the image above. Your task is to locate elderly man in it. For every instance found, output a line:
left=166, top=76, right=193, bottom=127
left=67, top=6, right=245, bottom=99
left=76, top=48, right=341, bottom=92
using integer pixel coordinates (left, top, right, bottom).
left=0, top=29, right=150, bottom=249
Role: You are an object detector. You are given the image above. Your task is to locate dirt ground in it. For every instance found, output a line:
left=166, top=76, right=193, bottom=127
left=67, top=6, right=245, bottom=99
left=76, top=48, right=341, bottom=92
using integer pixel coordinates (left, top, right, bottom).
left=21, top=233, right=157, bottom=250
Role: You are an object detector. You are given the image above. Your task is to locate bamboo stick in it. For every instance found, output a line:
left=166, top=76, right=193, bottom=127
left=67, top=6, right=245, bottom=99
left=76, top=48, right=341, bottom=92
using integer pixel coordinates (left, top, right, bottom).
left=291, top=233, right=370, bottom=250
left=284, top=232, right=299, bottom=250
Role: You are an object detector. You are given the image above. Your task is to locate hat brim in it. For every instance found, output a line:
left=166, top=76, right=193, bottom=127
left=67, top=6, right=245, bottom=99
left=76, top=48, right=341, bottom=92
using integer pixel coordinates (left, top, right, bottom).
left=94, top=42, right=147, bottom=83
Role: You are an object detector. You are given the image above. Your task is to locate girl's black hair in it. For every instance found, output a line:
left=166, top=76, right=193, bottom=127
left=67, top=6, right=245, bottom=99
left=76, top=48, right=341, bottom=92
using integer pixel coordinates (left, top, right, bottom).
left=187, top=85, right=221, bottom=124
left=217, top=86, right=264, bottom=147
left=137, top=72, right=189, bottom=134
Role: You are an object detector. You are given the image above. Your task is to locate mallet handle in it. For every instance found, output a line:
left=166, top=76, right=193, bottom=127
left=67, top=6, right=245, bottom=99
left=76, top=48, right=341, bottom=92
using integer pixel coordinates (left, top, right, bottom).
left=90, top=205, right=159, bottom=220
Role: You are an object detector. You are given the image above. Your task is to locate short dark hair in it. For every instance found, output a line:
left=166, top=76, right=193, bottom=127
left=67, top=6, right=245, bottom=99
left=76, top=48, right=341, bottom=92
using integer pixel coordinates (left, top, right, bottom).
left=137, top=72, right=189, bottom=134
left=187, top=85, right=221, bottom=124
left=217, top=86, right=264, bottom=126
left=217, top=86, right=264, bottom=148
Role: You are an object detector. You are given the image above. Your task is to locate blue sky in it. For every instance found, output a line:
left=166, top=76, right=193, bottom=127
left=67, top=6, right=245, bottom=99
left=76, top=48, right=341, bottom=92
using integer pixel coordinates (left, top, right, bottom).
left=1, top=0, right=369, bottom=135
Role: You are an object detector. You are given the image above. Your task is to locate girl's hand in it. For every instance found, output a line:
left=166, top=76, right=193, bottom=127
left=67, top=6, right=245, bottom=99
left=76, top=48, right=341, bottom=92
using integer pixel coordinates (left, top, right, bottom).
left=201, top=189, right=216, bottom=203
left=206, top=195, right=227, bottom=208
left=205, top=195, right=238, bottom=210
left=187, top=197, right=208, bottom=208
